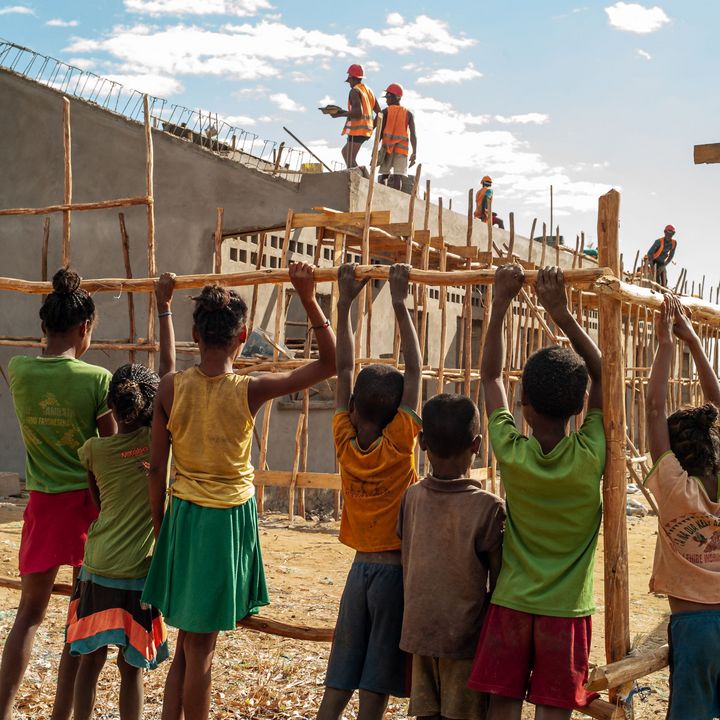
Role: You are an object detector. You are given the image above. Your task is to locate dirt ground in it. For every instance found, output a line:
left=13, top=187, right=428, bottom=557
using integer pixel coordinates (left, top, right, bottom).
left=0, top=496, right=670, bottom=719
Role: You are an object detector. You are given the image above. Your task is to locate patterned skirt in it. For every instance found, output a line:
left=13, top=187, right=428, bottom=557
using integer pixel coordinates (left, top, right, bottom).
left=66, top=566, right=169, bottom=669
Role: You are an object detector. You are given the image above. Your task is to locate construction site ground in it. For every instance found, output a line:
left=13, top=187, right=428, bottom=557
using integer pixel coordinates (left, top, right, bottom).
left=0, top=495, right=669, bottom=720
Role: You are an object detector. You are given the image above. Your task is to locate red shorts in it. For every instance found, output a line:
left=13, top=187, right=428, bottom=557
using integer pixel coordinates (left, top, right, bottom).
left=19, top=489, right=98, bottom=576
left=468, top=604, right=598, bottom=709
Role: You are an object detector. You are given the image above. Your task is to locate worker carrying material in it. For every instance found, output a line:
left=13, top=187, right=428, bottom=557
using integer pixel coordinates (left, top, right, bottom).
left=644, top=224, right=677, bottom=287
left=320, top=64, right=381, bottom=169
left=474, top=176, right=493, bottom=222
left=378, top=83, right=417, bottom=190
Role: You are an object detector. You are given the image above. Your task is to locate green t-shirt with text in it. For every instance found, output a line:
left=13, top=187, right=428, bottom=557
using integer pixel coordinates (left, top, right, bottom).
left=79, top=426, right=154, bottom=579
left=9, top=356, right=112, bottom=494
left=490, top=408, right=606, bottom=617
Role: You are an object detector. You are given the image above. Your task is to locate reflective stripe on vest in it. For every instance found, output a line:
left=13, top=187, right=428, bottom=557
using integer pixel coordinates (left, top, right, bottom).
left=652, top=237, right=677, bottom=261
left=381, top=105, right=409, bottom=156
left=342, top=83, right=375, bottom=137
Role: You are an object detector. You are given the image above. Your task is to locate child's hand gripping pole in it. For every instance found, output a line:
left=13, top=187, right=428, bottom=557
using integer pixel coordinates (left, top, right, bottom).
left=155, top=272, right=176, bottom=377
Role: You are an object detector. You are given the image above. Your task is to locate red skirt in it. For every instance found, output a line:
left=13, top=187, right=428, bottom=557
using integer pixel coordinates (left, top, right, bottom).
left=19, top=489, right=98, bottom=576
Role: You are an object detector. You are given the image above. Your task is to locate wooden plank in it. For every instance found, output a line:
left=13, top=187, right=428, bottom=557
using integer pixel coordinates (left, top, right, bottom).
left=255, top=470, right=342, bottom=490
left=291, top=210, right=391, bottom=228
left=0, top=196, right=150, bottom=217
left=694, top=143, right=720, bottom=165
left=586, top=644, right=669, bottom=692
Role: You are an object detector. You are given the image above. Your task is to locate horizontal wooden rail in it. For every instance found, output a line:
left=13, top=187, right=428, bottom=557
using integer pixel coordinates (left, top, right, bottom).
left=586, top=644, right=669, bottom=692
left=0, top=196, right=150, bottom=217
left=0, top=266, right=609, bottom=294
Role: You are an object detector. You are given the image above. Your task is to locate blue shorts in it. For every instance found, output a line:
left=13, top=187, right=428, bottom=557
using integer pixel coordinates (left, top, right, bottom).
left=325, top=561, right=409, bottom=697
left=668, top=611, right=720, bottom=720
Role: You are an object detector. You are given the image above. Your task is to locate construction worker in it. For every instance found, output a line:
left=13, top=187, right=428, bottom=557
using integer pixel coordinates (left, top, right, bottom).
left=331, top=64, right=381, bottom=170
left=474, top=176, right=493, bottom=222
left=644, top=224, right=677, bottom=287
left=378, top=83, right=417, bottom=190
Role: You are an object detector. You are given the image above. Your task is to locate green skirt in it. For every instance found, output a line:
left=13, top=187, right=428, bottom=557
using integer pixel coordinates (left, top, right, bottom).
left=141, top=496, right=269, bottom=633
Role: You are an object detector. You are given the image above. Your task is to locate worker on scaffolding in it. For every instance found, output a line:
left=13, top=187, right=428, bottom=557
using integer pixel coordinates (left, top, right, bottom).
left=327, top=64, right=381, bottom=170
left=378, top=83, right=417, bottom=190
left=644, top=224, right=677, bottom=287
left=474, top=176, right=493, bottom=222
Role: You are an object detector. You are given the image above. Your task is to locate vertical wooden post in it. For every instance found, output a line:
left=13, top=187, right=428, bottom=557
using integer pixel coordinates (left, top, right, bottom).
left=62, top=98, right=72, bottom=266
left=41, top=219, right=50, bottom=282
left=597, top=189, right=631, bottom=705
left=463, top=187, right=475, bottom=396
left=247, top=232, right=267, bottom=335
left=144, top=95, right=157, bottom=370
left=118, top=213, right=136, bottom=364
left=213, top=207, right=224, bottom=273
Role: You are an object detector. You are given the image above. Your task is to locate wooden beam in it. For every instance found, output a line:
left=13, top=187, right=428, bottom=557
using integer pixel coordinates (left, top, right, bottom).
left=0, top=196, right=150, bottom=217
left=694, top=143, right=720, bottom=165
left=586, top=644, right=669, bottom=692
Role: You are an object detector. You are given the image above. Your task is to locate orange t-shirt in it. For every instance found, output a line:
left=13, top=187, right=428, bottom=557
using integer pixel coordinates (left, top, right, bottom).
left=645, top=451, right=720, bottom=603
left=333, top=407, right=422, bottom=552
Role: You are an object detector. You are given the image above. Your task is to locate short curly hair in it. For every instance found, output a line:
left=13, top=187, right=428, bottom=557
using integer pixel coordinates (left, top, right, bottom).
left=109, top=364, right=159, bottom=426
left=668, top=403, right=720, bottom=478
left=522, top=346, right=588, bottom=419
left=422, top=394, right=480, bottom=459
left=352, top=364, right=404, bottom=428
left=193, top=285, right=248, bottom=347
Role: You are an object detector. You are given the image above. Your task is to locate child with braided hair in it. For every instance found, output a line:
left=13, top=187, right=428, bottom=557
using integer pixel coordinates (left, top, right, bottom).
left=645, top=295, right=720, bottom=720
left=1, top=267, right=116, bottom=720
left=141, top=261, right=336, bottom=720
left=64, top=272, right=177, bottom=720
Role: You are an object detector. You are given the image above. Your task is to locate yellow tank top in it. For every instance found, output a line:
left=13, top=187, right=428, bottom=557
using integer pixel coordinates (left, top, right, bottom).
left=167, top=367, right=255, bottom=508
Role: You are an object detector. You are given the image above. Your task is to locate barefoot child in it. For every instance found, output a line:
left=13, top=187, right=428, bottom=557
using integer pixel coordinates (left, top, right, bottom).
left=645, top=295, right=720, bottom=720
left=0, top=267, right=117, bottom=720
left=317, top=263, right=422, bottom=720
left=469, top=265, right=605, bottom=719
left=142, top=262, right=335, bottom=720
left=66, top=273, right=177, bottom=720
left=398, top=393, right=505, bottom=720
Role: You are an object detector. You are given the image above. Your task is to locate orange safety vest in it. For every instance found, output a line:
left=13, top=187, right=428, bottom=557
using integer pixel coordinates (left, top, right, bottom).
left=651, top=236, right=677, bottom=261
left=381, top=105, right=409, bottom=156
left=474, top=187, right=492, bottom=220
left=342, top=83, right=375, bottom=137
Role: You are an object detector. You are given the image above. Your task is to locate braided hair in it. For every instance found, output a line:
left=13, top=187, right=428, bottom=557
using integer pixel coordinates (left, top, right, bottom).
left=39, top=267, right=96, bottom=333
left=668, top=403, right=720, bottom=478
left=193, top=285, right=247, bottom=347
left=108, top=364, right=159, bottom=426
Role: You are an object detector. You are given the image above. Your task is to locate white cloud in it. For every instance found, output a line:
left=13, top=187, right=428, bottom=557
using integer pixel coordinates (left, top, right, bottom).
left=124, top=0, right=271, bottom=16
left=67, top=57, right=95, bottom=70
left=269, top=92, right=305, bottom=112
left=105, top=72, right=184, bottom=96
left=605, top=2, right=669, bottom=33
left=65, top=22, right=359, bottom=80
left=47, top=18, right=79, bottom=27
left=317, top=95, right=335, bottom=106
left=222, top=114, right=256, bottom=126
left=364, top=60, right=381, bottom=73
left=417, top=62, right=482, bottom=84
left=0, top=5, right=34, bottom=14
left=358, top=14, right=475, bottom=55
left=495, top=113, right=550, bottom=125
left=636, top=48, right=652, bottom=60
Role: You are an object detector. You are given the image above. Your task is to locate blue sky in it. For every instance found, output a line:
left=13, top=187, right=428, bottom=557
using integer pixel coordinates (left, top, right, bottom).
left=1, top=0, right=718, bottom=290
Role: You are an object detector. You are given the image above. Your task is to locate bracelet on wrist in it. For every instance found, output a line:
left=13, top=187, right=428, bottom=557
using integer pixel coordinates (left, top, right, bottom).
left=158, top=310, right=172, bottom=318
left=311, top=319, right=330, bottom=331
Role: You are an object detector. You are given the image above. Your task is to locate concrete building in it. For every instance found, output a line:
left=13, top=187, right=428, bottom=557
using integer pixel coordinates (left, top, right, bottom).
left=0, top=48, right=592, bottom=486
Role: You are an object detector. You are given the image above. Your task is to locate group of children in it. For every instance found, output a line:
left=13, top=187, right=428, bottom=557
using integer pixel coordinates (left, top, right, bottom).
left=1, top=259, right=719, bottom=720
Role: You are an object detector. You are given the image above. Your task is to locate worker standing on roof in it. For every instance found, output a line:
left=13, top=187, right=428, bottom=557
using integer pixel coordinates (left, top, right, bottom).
left=474, top=176, right=493, bottom=222
left=330, top=64, right=381, bottom=170
left=644, top=224, right=677, bottom=287
left=378, top=83, right=417, bottom=190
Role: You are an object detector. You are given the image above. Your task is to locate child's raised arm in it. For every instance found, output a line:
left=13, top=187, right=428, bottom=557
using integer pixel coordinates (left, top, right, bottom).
left=248, top=262, right=336, bottom=416
left=646, top=295, right=674, bottom=462
left=148, top=374, right=173, bottom=537
left=335, top=263, right=368, bottom=409
left=155, top=272, right=176, bottom=378
left=671, top=298, right=720, bottom=407
left=481, top=263, right=524, bottom=415
left=390, top=264, right=421, bottom=411
left=536, top=266, right=602, bottom=410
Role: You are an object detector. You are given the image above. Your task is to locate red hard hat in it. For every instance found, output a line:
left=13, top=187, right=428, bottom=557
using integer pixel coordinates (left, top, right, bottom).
left=346, top=64, right=364, bottom=79
left=384, top=83, right=404, bottom=97
left=665, top=224, right=676, bottom=233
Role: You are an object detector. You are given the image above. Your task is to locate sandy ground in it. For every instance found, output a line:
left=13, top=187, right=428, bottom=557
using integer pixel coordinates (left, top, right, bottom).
left=0, top=496, right=671, bottom=719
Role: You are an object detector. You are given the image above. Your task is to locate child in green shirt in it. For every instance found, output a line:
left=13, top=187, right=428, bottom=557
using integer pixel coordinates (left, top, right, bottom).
left=468, top=265, right=606, bottom=719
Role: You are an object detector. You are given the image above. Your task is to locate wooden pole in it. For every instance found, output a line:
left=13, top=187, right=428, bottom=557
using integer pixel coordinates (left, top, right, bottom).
left=62, top=98, right=72, bottom=266
left=144, top=95, right=157, bottom=370
left=213, top=207, right=224, bottom=273
left=597, top=189, right=631, bottom=707
left=41, top=218, right=50, bottom=282
left=118, top=213, right=136, bottom=364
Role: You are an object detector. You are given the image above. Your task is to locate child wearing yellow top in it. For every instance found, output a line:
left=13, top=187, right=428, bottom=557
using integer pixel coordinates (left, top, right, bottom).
left=317, top=263, right=422, bottom=720
left=142, top=262, right=336, bottom=720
